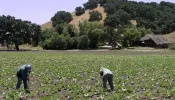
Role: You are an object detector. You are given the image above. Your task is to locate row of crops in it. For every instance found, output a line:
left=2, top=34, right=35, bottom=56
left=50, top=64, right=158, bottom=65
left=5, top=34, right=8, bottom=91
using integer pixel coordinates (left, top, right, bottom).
left=0, top=51, right=175, bottom=99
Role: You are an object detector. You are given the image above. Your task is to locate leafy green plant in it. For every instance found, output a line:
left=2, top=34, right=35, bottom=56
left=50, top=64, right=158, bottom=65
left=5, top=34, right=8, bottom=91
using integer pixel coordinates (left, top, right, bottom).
left=1, top=52, right=175, bottom=99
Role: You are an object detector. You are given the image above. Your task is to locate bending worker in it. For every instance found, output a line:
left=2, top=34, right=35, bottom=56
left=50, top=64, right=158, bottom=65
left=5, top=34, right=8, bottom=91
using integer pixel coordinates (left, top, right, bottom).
left=100, top=67, right=114, bottom=91
left=16, top=64, right=32, bottom=91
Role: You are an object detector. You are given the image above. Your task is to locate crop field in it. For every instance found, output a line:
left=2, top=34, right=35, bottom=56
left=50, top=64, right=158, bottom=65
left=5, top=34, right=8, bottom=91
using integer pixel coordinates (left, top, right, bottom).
left=0, top=50, right=175, bottom=100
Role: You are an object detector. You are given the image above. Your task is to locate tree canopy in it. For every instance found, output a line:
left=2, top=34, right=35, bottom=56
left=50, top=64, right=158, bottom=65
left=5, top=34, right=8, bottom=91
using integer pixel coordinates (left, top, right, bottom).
left=104, top=9, right=131, bottom=28
left=2, top=0, right=175, bottom=50
left=89, top=11, right=102, bottom=22
left=79, top=21, right=106, bottom=48
left=0, top=15, right=41, bottom=50
left=83, top=0, right=175, bottom=34
left=51, top=11, right=73, bottom=27
left=75, top=6, right=85, bottom=16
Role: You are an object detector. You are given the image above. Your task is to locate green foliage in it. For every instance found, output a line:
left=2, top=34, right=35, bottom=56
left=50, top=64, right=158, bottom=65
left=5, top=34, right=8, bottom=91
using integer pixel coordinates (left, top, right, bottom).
left=89, top=28, right=104, bottom=48
left=104, top=26, right=123, bottom=48
left=77, top=35, right=89, bottom=49
left=83, top=2, right=90, bottom=10
left=31, top=24, right=42, bottom=46
left=89, top=11, right=102, bottom=22
left=79, top=21, right=105, bottom=35
left=79, top=21, right=106, bottom=48
left=51, top=11, right=73, bottom=27
left=71, top=37, right=79, bottom=49
left=42, top=27, right=79, bottom=50
left=42, top=24, right=82, bottom=50
left=104, top=9, right=131, bottom=28
left=101, top=0, right=175, bottom=34
left=99, top=0, right=108, bottom=6
left=1, top=52, right=175, bottom=99
left=103, top=0, right=116, bottom=14
left=42, top=35, right=67, bottom=50
left=65, top=36, right=74, bottom=49
left=55, top=24, right=64, bottom=34
left=104, top=14, right=117, bottom=28
left=41, top=28, right=56, bottom=41
left=119, top=2, right=138, bottom=19
left=83, top=0, right=98, bottom=10
left=82, top=0, right=175, bottom=34
left=104, top=26, right=116, bottom=42
left=119, top=26, right=152, bottom=47
left=62, top=27, right=70, bottom=37
left=67, top=24, right=78, bottom=37
left=75, top=6, right=85, bottom=16
left=54, top=24, right=78, bottom=37
left=0, top=15, right=41, bottom=50
left=168, top=44, right=175, bottom=50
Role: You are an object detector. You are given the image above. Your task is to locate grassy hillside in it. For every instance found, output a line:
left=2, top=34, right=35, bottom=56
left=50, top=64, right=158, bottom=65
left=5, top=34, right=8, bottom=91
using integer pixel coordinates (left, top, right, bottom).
left=69, top=7, right=106, bottom=29
left=41, top=6, right=138, bottom=31
left=163, top=32, right=175, bottom=43
left=41, top=21, right=52, bottom=30
left=41, top=6, right=175, bottom=43
left=41, top=7, right=106, bottom=30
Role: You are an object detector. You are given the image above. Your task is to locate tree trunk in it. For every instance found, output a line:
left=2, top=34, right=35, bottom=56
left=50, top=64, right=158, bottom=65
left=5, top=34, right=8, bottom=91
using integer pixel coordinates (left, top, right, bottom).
left=15, top=42, right=19, bottom=51
left=5, top=40, right=9, bottom=49
left=1, top=41, right=4, bottom=46
left=6, top=44, right=9, bottom=49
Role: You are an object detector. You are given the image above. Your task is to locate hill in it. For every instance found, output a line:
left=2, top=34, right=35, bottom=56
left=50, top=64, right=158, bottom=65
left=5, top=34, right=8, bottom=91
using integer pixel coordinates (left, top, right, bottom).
left=163, top=32, right=175, bottom=43
left=41, top=21, right=52, bottom=30
left=69, top=7, right=106, bottom=29
left=41, top=7, right=106, bottom=30
left=41, top=6, right=137, bottom=30
left=41, top=0, right=175, bottom=35
left=41, top=6, right=175, bottom=44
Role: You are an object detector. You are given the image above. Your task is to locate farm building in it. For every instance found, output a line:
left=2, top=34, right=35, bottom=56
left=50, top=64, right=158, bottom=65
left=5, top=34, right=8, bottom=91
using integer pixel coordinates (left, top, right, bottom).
left=140, top=34, right=170, bottom=48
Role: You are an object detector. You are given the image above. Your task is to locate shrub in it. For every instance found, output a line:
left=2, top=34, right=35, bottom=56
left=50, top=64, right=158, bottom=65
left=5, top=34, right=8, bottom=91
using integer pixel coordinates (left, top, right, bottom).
left=65, top=36, right=74, bottom=49
left=72, top=37, right=79, bottom=49
left=77, top=35, right=89, bottom=49
left=42, top=38, right=51, bottom=50
left=89, top=11, right=102, bottom=22
left=42, top=35, right=67, bottom=50
left=168, top=44, right=175, bottom=50
left=88, top=28, right=104, bottom=48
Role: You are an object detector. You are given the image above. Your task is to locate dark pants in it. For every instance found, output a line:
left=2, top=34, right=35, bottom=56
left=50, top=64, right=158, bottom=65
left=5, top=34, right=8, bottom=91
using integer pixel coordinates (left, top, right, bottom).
left=103, top=74, right=114, bottom=91
left=16, top=77, right=28, bottom=90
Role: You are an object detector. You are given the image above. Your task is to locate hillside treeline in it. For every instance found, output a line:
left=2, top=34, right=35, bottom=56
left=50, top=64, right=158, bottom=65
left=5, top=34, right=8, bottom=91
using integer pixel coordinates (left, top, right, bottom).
left=44, top=0, right=175, bottom=50
left=83, top=0, right=175, bottom=34
left=44, top=8, right=151, bottom=50
left=1, top=0, right=175, bottom=50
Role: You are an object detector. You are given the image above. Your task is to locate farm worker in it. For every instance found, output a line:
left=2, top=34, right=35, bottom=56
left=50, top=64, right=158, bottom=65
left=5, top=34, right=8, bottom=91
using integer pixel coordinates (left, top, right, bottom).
left=16, top=64, right=32, bottom=92
left=100, top=67, right=114, bottom=91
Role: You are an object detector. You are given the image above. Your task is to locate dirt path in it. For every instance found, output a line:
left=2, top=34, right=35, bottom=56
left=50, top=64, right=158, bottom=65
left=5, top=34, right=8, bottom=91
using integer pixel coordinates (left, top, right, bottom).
left=0, top=48, right=175, bottom=56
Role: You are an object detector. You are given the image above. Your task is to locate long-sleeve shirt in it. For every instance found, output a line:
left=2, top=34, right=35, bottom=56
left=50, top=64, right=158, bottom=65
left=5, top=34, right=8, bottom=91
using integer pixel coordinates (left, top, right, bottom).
left=16, top=65, right=30, bottom=79
left=100, top=67, right=113, bottom=77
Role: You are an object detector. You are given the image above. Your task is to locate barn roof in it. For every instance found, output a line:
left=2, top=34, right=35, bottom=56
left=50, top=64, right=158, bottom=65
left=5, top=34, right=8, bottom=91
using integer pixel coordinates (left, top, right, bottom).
left=140, top=34, right=170, bottom=45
